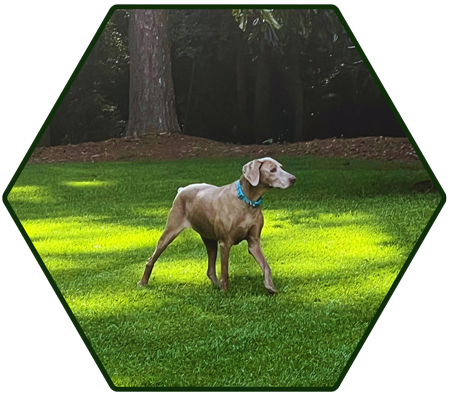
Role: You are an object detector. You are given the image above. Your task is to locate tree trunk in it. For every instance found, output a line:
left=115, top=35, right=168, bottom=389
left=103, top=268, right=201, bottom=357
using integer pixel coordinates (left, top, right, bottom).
left=183, top=56, right=196, bottom=134
left=37, top=125, right=51, bottom=147
left=289, top=36, right=305, bottom=142
left=235, top=31, right=251, bottom=143
left=254, top=45, right=272, bottom=143
left=126, top=9, right=180, bottom=137
left=294, top=77, right=304, bottom=141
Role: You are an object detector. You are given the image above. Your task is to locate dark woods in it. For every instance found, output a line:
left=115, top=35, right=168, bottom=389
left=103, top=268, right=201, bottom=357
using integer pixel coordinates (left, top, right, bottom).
left=47, top=9, right=405, bottom=146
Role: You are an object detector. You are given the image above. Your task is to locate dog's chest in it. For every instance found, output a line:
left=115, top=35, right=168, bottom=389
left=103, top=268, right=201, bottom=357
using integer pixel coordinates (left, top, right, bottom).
left=216, top=210, right=259, bottom=245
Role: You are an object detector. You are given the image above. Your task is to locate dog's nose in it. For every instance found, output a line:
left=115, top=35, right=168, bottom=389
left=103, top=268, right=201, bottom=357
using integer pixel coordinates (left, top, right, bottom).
left=289, top=176, right=296, bottom=185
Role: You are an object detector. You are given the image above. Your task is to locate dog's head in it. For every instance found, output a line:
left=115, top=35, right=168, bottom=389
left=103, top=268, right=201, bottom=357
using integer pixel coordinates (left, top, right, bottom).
left=242, top=157, right=296, bottom=189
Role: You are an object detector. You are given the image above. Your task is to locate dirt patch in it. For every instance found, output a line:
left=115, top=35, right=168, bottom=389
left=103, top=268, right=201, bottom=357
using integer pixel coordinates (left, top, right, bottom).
left=29, top=133, right=420, bottom=164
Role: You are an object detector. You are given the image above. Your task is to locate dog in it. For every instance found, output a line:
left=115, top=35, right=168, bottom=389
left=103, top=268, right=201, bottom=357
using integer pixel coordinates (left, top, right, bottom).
left=138, top=157, right=296, bottom=294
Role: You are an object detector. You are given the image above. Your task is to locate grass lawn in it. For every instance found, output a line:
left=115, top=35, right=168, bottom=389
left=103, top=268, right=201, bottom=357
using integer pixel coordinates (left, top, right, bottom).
left=7, top=156, right=440, bottom=388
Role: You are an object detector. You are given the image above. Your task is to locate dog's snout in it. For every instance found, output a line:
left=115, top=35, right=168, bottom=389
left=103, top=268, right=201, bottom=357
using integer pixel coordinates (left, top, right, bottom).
left=289, top=176, right=296, bottom=185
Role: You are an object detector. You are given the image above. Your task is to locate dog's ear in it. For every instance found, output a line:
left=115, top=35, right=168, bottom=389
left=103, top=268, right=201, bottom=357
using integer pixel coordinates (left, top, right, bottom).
left=242, top=159, right=262, bottom=186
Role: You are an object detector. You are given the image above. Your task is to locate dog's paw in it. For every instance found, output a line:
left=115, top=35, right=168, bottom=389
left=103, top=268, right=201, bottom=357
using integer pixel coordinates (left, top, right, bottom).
left=265, top=285, right=277, bottom=295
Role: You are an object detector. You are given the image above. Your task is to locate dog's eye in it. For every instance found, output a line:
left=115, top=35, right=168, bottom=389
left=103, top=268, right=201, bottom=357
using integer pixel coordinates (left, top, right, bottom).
left=270, top=167, right=276, bottom=173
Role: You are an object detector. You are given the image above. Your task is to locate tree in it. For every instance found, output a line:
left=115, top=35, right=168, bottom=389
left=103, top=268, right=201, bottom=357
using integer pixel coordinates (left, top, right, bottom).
left=168, top=9, right=241, bottom=141
left=37, top=126, right=51, bottom=147
left=49, top=10, right=128, bottom=145
left=233, top=9, right=282, bottom=143
left=233, top=9, right=345, bottom=142
left=126, top=9, right=180, bottom=137
left=235, top=28, right=251, bottom=142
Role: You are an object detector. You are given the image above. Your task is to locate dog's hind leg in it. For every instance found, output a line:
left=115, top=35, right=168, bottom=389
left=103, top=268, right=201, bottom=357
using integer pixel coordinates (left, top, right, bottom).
left=201, top=236, right=219, bottom=286
left=138, top=202, right=187, bottom=287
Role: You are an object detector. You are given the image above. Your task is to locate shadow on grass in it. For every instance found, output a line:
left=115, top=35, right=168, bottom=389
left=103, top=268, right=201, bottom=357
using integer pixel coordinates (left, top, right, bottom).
left=46, top=239, right=401, bottom=304
left=9, top=157, right=437, bottom=222
left=7, top=157, right=441, bottom=388
left=70, top=271, right=385, bottom=388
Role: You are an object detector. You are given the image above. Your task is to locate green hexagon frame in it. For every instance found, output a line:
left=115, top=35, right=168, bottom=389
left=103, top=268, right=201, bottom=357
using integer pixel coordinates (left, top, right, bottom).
left=2, top=4, right=446, bottom=392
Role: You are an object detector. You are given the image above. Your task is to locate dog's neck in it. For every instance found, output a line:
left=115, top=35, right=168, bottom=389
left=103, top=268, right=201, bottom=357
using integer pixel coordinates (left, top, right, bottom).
left=239, top=175, right=270, bottom=203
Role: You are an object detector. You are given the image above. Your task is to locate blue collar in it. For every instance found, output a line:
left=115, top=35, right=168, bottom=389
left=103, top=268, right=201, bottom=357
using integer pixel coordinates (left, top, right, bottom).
left=236, top=180, right=263, bottom=208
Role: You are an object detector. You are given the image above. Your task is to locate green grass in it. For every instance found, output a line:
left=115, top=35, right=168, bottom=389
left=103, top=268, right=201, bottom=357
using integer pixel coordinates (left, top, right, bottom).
left=8, top=157, right=439, bottom=388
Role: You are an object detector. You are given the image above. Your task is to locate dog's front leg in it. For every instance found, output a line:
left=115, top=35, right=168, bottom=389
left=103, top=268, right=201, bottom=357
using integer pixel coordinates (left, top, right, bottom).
left=219, top=241, right=231, bottom=291
left=247, top=236, right=276, bottom=294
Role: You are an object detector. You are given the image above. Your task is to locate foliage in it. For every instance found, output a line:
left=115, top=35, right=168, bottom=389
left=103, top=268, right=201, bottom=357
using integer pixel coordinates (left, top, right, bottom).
left=168, top=9, right=238, bottom=138
left=232, top=9, right=282, bottom=49
left=233, top=8, right=376, bottom=98
left=48, top=8, right=401, bottom=146
left=168, top=9, right=234, bottom=62
left=9, top=157, right=438, bottom=387
left=50, top=10, right=129, bottom=144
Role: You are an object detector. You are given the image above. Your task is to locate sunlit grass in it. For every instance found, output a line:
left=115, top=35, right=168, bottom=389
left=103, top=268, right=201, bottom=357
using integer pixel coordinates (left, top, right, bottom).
left=8, top=157, right=439, bottom=388
left=62, top=180, right=115, bottom=188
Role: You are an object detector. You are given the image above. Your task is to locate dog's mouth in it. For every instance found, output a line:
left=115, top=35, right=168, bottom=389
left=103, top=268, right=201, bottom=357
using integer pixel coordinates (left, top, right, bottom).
left=279, top=178, right=296, bottom=189
left=272, top=174, right=296, bottom=189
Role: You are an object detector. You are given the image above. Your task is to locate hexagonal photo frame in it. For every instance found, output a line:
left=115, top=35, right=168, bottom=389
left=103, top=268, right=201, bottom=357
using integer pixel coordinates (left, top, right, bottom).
left=4, top=7, right=445, bottom=390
